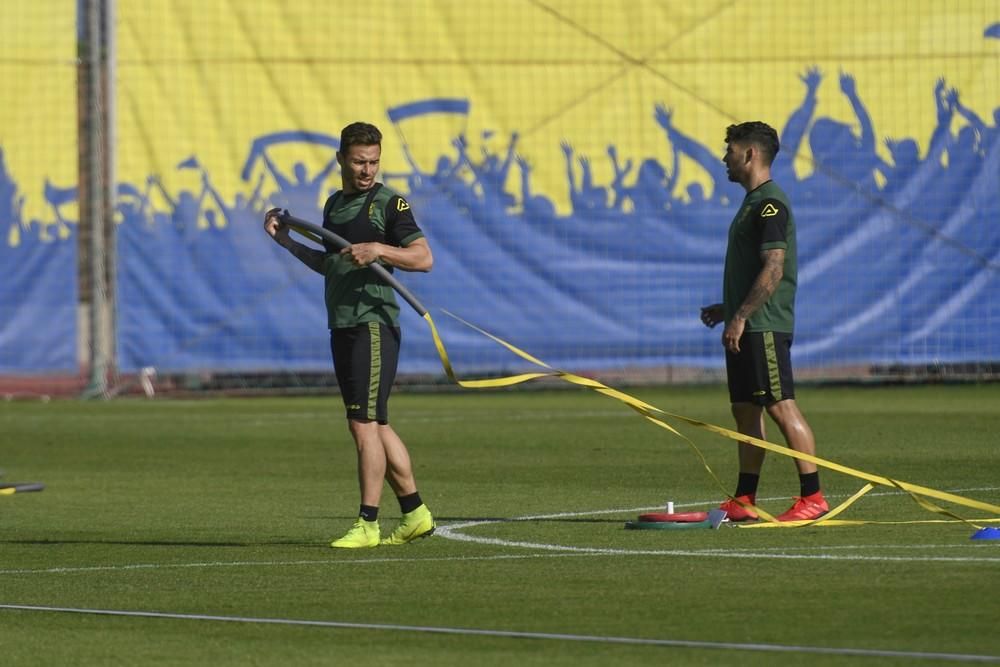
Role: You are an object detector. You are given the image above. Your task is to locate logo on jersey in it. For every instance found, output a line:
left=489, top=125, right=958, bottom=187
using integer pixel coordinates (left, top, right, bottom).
left=761, top=203, right=780, bottom=217
left=397, top=198, right=410, bottom=212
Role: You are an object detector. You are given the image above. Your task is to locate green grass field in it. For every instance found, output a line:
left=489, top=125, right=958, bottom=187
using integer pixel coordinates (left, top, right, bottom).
left=2, top=383, right=999, bottom=665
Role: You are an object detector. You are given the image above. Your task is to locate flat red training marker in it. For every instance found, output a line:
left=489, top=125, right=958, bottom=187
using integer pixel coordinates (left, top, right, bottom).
left=625, top=519, right=712, bottom=530
left=637, top=511, right=710, bottom=523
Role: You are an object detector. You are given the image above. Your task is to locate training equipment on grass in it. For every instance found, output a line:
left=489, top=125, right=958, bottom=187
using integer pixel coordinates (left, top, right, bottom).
left=638, top=511, right=709, bottom=523
left=626, top=519, right=711, bottom=530
left=971, top=527, right=1000, bottom=541
left=281, top=211, right=1000, bottom=533
left=625, top=509, right=727, bottom=531
left=277, top=211, right=428, bottom=317
left=0, top=482, right=45, bottom=496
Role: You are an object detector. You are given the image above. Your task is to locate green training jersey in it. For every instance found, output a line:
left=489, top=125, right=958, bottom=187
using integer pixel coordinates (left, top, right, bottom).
left=320, top=183, right=424, bottom=329
left=722, top=180, right=797, bottom=333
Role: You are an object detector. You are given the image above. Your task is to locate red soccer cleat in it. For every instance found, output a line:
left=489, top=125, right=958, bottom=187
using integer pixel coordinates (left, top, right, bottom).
left=776, top=491, right=829, bottom=522
left=719, top=494, right=759, bottom=522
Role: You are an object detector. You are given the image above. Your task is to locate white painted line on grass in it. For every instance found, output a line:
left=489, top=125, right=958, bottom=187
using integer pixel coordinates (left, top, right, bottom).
left=1, top=604, right=997, bottom=663
left=2, top=488, right=996, bottom=577
left=436, top=488, right=1000, bottom=563
left=0, top=552, right=616, bottom=576
left=2, top=539, right=996, bottom=578
left=435, top=527, right=1000, bottom=563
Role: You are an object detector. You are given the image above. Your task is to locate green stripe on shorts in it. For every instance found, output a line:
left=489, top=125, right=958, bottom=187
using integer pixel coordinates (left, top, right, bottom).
left=367, top=322, right=381, bottom=421
left=764, top=331, right=784, bottom=401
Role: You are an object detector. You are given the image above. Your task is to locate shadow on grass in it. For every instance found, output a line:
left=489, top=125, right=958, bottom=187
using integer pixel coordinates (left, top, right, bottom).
left=435, top=516, right=625, bottom=524
left=304, top=514, right=628, bottom=524
left=0, top=538, right=320, bottom=547
left=1, top=515, right=629, bottom=546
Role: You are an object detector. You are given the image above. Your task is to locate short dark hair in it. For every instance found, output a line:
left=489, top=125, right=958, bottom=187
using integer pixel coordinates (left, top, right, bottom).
left=340, top=122, right=382, bottom=153
left=725, top=121, right=780, bottom=165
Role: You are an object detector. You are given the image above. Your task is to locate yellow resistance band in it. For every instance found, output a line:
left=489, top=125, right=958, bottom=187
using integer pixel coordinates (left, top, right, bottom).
left=282, top=222, right=998, bottom=529
left=423, top=310, right=1000, bottom=530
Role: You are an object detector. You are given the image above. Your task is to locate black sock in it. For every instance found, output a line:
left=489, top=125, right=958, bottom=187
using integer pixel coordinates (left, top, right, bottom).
left=359, top=504, right=379, bottom=522
left=799, top=472, right=821, bottom=497
left=398, top=492, right=423, bottom=514
left=735, top=473, right=760, bottom=498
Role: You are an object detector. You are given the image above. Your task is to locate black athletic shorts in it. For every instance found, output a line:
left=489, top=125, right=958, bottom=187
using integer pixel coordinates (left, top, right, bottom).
left=725, top=330, right=796, bottom=405
left=330, top=322, right=401, bottom=424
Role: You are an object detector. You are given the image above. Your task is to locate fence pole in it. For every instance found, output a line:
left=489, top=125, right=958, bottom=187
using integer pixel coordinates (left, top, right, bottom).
left=79, top=0, right=117, bottom=399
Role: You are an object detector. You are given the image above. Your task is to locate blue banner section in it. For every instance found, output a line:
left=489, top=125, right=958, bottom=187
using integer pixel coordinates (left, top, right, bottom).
left=109, top=91, right=997, bottom=374
left=2, top=87, right=998, bottom=375
left=0, top=231, right=76, bottom=373
left=0, top=146, right=77, bottom=373
left=117, top=213, right=328, bottom=372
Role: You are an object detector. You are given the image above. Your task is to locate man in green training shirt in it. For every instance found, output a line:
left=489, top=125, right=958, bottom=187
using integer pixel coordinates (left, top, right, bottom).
left=264, top=122, right=436, bottom=548
left=700, top=121, right=829, bottom=522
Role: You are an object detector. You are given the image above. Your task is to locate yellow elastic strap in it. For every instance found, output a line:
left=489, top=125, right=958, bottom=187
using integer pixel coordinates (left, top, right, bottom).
left=423, top=310, right=1000, bottom=527
left=292, top=228, right=324, bottom=245
left=740, top=517, right=1000, bottom=529
left=740, top=483, right=876, bottom=528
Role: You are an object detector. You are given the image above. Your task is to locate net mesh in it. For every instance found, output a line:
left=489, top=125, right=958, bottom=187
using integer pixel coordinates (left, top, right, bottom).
left=1, top=1, right=998, bottom=396
left=0, top=1, right=79, bottom=395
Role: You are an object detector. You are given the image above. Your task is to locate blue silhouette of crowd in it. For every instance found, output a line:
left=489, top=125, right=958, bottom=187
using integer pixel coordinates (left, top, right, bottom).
left=1, top=67, right=996, bottom=251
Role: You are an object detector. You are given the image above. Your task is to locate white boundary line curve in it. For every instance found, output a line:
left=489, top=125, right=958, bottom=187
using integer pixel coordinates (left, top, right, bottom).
left=1, top=490, right=998, bottom=660
left=2, top=489, right=998, bottom=577
left=435, top=488, right=1000, bottom=563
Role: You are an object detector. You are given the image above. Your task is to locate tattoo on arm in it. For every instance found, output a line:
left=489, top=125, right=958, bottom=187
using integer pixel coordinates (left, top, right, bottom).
left=735, top=249, right=785, bottom=320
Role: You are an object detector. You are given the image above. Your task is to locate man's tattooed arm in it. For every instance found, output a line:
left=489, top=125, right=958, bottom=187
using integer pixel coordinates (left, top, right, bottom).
left=734, top=248, right=785, bottom=322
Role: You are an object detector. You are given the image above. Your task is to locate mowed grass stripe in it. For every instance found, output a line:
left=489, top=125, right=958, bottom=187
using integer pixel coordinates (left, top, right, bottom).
left=2, top=385, right=999, bottom=664
left=2, top=604, right=998, bottom=664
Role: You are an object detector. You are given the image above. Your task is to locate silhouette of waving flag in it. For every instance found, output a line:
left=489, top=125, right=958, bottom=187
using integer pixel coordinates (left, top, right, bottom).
left=386, top=97, right=471, bottom=124
left=386, top=98, right=471, bottom=180
left=240, top=131, right=340, bottom=181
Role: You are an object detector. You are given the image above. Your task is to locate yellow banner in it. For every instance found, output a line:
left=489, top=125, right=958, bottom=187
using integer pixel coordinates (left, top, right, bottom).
left=3, top=1, right=996, bottom=229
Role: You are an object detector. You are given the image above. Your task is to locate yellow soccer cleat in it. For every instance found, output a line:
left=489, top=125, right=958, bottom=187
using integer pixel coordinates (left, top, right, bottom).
left=380, top=504, right=435, bottom=546
left=330, top=518, right=380, bottom=549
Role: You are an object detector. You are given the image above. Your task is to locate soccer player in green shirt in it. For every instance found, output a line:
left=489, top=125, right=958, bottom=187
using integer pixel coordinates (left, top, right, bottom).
left=264, top=122, right=436, bottom=547
left=700, top=121, right=829, bottom=522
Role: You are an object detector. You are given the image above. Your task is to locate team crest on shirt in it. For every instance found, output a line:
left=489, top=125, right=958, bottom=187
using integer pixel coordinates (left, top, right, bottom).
left=761, top=203, right=780, bottom=217
left=397, top=198, right=410, bottom=212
